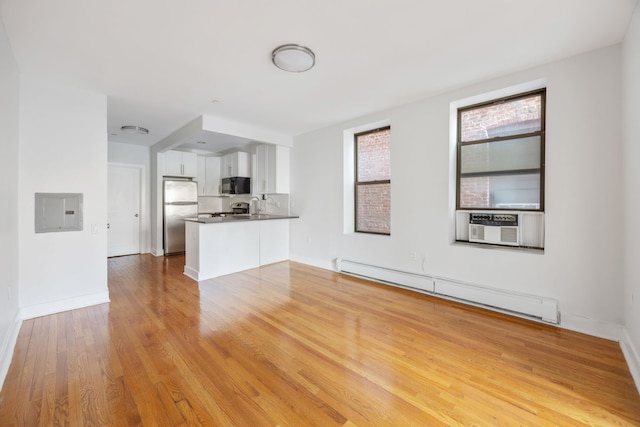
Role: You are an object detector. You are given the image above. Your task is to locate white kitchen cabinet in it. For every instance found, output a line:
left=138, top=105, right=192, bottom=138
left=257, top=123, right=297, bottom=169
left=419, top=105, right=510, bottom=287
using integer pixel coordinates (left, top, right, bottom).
left=165, top=150, right=197, bottom=178
left=182, top=152, right=198, bottom=177
left=255, top=144, right=290, bottom=194
left=204, top=156, right=221, bottom=196
left=197, top=156, right=206, bottom=196
left=197, top=156, right=221, bottom=196
left=221, top=151, right=250, bottom=178
left=165, top=150, right=183, bottom=176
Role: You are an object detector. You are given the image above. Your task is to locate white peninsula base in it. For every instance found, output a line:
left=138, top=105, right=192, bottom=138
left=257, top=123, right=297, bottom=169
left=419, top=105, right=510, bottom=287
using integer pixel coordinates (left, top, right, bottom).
left=184, top=218, right=290, bottom=281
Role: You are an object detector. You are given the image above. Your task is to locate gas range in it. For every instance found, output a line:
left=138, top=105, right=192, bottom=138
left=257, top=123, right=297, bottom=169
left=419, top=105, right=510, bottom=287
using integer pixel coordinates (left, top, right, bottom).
left=212, top=211, right=235, bottom=217
left=198, top=211, right=234, bottom=218
left=198, top=202, right=250, bottom=218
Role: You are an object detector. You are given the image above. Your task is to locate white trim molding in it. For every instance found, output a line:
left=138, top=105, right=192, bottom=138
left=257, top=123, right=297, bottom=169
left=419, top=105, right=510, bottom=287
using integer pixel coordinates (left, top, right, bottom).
left=558, top=312, right=625, bottom=341
left=150, top=248, right=165, bottom=257
left=620, top=327, right=640, bottom=394
left=20, top=291, right=110, bottom=320
left=289, top=254, right=335, bottom=272
left=0, top=310, right=23, bottom=390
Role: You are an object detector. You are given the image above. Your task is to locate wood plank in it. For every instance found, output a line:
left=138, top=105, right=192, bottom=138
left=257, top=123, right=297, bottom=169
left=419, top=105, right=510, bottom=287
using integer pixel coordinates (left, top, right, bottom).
left=0, top=254, right=638, bottom=426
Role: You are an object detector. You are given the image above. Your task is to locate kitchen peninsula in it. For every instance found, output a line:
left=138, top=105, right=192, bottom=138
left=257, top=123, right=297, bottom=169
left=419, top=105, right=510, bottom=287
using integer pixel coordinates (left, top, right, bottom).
left=183, top=214, right=298, bottom=281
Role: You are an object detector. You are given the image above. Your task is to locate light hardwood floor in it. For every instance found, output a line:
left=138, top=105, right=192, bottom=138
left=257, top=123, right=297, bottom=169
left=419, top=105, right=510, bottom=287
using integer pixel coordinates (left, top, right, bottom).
left=0, top=254, right=639, bottom=426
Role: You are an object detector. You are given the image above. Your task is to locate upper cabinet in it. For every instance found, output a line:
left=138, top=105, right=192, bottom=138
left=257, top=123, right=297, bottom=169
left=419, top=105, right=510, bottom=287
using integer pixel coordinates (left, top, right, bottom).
left=165, top=150, right=197, bottom=178
left=220, top=151, right=250, bottom=178
left=197, top=156, right=221, bottom=196
left=255, top=144, right=290, bottom=194
left=196, top=157, right=206, bottom=196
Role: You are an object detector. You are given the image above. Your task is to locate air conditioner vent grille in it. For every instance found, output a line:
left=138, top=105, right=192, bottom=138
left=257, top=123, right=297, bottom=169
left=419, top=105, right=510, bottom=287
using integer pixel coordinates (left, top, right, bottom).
left=468, top=224, right=519, bottom=246
left=470, top=224, right=484, bottom=240
left=501, top=227, right=518, bottom=243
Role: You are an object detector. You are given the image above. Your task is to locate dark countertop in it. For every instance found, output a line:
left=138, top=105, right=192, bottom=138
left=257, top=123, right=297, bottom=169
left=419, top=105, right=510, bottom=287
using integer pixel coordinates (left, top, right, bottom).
left=185, top=214, right=299, bottom=224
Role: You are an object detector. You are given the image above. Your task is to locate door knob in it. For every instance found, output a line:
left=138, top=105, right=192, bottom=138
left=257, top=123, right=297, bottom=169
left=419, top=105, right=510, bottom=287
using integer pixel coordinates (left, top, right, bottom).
left=135, top=214, right=139, bottom=217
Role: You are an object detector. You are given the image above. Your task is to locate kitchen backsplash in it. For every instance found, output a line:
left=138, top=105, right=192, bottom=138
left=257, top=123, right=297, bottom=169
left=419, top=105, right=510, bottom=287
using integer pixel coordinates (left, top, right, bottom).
left=197, top=197, right=222, bottom=214
left=262, top=194, right=290, bottom=215
left=199, top=194, right=290, bottom=215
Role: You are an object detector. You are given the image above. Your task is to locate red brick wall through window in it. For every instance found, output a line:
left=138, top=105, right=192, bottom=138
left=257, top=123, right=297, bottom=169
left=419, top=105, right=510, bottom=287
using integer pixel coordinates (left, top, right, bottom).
left=356, top=128, right=391, bottom=234
left=458, top=93, right=542, bottom=209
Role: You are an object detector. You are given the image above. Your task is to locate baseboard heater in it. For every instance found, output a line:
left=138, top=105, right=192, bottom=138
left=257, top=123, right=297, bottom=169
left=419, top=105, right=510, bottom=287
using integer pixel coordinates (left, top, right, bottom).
left=336, top=258, right=558, bottom=324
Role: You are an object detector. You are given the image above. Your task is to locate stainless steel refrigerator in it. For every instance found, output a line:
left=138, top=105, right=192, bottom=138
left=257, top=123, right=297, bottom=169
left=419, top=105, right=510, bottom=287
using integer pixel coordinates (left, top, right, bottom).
left=163, top=179, right=198, bottom=255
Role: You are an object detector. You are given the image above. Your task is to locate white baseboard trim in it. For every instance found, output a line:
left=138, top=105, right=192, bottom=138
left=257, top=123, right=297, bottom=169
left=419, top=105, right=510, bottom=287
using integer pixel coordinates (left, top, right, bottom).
left=558, top=312, right=624, bottom=342
left=150, top=248, right=164, bottom=257
left=183, top=266, right=200, bottom=282
left=620, top=327, right=640, bottom=395
left=289, top=254, right=335, bottom=271
left=20, top=291, right=111, bottom=320
left=0, top=310, right=23, bottom=391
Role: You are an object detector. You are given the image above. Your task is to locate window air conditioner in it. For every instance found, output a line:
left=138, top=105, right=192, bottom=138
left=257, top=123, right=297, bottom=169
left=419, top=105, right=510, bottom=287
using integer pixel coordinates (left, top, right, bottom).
left=456, top=210, right=544, bottom=249
left=468, top=213, right=519, bottom=247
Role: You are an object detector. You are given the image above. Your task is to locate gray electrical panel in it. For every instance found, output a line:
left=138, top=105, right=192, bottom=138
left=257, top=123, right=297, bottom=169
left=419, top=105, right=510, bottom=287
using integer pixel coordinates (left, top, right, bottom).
left=34, top=193, right=83, bottom=233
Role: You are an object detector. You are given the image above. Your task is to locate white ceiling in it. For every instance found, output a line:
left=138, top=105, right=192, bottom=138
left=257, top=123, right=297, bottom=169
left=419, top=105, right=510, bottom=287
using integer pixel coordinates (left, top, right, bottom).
left=1, top=0, right=637, bottom=153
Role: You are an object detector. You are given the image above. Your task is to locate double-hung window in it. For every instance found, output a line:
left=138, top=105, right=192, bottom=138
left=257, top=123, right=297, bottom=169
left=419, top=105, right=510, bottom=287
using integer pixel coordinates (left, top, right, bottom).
left=457, top=89, right=545, bottom=211
left=355, top=126, right=391, bottom=234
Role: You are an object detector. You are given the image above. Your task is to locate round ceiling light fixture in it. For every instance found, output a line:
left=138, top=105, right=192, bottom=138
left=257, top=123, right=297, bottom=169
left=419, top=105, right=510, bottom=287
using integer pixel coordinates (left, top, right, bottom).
left=272, top=44, right=315, bottom=72
left=120, top=125, right=149, bottom=135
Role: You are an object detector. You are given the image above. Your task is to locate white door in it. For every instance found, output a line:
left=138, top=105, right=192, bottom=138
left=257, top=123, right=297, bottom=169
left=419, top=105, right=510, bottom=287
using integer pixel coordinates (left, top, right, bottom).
left=108, top=165, right=141, bottom=257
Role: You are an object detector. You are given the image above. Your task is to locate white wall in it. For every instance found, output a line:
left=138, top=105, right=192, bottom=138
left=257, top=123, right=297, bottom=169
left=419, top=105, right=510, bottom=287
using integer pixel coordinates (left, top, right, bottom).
left=150, top=150, right=162, bottom=255
left=108, top=140, right=150, bottom=166
left=291, top=45, right=624, bottom=337
left=622, top=1, right=640, bottom=386
left=0, top=16, right=22, bottom=387
left=108, top=141, right=151, bottom=253
left=18, top=77, right=109, bottom=318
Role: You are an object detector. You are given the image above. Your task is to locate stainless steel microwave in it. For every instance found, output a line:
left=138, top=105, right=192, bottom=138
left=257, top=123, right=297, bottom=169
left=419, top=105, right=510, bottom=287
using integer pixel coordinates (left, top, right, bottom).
left=221, top=177, right=250, bottom=194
